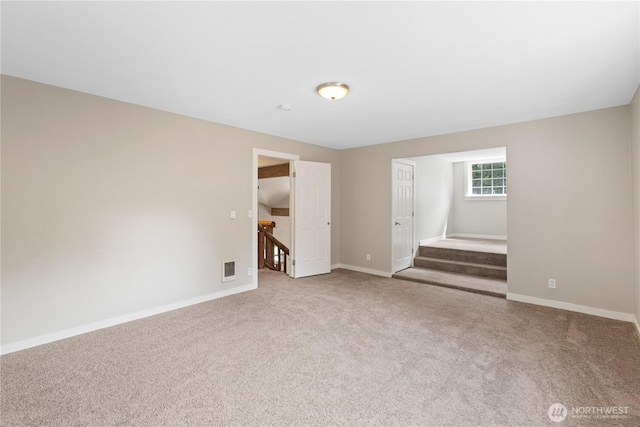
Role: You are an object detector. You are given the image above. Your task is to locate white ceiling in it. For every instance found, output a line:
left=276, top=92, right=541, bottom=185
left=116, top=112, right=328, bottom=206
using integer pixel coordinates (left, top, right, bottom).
left=2, top=1, right=638, bottom=150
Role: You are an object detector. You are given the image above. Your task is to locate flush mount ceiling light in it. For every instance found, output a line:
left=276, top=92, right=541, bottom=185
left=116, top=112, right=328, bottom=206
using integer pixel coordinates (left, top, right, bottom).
left=316, top=82, right=350, bottom=100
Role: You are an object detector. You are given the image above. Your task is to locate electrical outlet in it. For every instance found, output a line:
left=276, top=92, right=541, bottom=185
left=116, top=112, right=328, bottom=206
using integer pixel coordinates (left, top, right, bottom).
left=248, top=267, right=253, bottom=276
left=366, top=254, right=371, bottom=261
left=548, top=279, right=556, bottom=289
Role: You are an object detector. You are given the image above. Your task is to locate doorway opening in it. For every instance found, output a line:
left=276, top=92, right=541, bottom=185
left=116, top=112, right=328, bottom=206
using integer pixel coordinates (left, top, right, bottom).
left=252, top=149, right=333, bottom=285
left=392, top=148, right=508, bottom=298
left=252, top=149, right=299, bottom=287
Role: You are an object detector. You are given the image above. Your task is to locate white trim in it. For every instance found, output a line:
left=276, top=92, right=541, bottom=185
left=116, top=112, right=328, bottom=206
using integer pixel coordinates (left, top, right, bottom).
left=332, top=263, right=393, bottom=278
left=446, top=233, right=507, bottom=241
left=252, top=148, right=299, bottom=286
left=419, top=236, right=447, bottom=246
left=464, top=195, right=507, bottom=201
left=1, top=283, right=256, bottom=355
left=507, top=293, right=638, bottom=324
left=634, top=317, right=640, bottom=339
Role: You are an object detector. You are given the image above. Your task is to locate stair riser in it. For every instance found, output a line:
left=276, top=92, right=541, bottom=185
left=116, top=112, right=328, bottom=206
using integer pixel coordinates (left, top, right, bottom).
left=391, top=274, right=507, bottom=298
left=414, top=258, right=507, bottom=280
left=418, top=247, right=506, bottom=267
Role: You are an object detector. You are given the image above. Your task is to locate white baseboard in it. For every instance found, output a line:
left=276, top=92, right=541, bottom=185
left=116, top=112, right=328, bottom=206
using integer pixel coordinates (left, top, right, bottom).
left=507, top=293, right=638, bottom=324
left=446, top=233, right=507, bottom=241
left=1, top=283, right=257, bottom=355
left=332, top=264, right=392, bottom=278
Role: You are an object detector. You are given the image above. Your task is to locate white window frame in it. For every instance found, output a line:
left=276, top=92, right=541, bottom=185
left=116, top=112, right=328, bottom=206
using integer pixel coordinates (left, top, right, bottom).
left=464, top=158, right=507, bottom=201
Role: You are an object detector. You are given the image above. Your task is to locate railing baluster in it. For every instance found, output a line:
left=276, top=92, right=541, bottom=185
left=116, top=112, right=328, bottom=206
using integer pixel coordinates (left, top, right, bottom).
left=257, top=222, right=289, bottom=273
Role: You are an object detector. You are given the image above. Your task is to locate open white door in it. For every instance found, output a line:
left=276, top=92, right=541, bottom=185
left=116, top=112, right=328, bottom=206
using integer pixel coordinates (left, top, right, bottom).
left=392, top=159, right=415, bottom=273
left=292, top=161, right=331, bottom=278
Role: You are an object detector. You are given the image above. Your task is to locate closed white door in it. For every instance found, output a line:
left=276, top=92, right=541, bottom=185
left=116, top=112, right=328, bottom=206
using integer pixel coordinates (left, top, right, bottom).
left=392, top=159, right=415, bottom=273
left=292, top=161, right=331, bottom=278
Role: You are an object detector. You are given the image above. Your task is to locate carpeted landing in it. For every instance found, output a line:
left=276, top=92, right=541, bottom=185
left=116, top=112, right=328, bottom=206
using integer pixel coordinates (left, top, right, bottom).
left=392, top=267, right=508, bottom=298
left=2, top=269, right=639, bottom=426
left=394, top=238, right=508, bottom=297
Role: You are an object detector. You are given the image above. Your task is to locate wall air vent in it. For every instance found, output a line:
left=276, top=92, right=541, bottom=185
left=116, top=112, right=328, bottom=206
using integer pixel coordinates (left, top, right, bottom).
left=222, top=260, right=236, bottom=283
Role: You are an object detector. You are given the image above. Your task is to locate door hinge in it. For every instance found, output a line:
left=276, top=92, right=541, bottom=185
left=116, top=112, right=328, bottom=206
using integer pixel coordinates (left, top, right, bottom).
left=293, top=172, right=296, bottom=178
left=292, top=259, right=296, bottom=266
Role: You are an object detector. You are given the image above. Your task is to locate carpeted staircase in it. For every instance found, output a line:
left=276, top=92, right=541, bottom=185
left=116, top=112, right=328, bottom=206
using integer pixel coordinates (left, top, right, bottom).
left=392, top=238, right=507, bottom=298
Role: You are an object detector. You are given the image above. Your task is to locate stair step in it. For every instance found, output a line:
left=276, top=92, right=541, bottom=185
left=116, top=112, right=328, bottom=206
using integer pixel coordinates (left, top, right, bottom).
left=414, top=256, right=507, bottom=280
left=392, top=267, right=506, bottom=298
left=418, top=246, right=506, bottom=267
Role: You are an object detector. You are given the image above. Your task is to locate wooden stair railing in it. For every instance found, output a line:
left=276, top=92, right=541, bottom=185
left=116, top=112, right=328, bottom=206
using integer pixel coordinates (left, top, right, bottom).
left=258, top=221, right=289, bottom=273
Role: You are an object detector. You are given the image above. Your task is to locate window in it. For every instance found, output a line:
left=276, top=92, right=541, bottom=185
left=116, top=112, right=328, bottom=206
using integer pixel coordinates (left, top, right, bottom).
left=466, top=160, right=506, bottom=199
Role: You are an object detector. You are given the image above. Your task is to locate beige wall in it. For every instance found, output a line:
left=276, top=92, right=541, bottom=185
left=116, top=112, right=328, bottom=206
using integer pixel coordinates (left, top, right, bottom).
left=1, top=76, right=340, bottom=347
left=341, top=106, right=635, bottom=314
left=631, top=85, right=640, bottom=327
left=3, top=75, right=637, bottom=348
left=449, top=162, right=507, bottom=238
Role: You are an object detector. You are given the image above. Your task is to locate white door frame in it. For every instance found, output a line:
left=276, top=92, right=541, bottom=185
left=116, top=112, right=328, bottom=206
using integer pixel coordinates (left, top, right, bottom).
left=252, top=148, right=299, bottom=287
left=391, top=158, right=416, bottom=273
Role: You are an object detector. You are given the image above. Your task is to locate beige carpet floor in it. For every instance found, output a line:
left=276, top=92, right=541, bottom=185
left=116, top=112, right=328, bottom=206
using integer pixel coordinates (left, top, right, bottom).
left=2, top=269, right=639, bottom=426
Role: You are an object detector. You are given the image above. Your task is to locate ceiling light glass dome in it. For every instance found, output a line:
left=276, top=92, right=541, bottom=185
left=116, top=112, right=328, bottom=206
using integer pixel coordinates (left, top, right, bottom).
left=316, top=82, right=350, bottom=100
